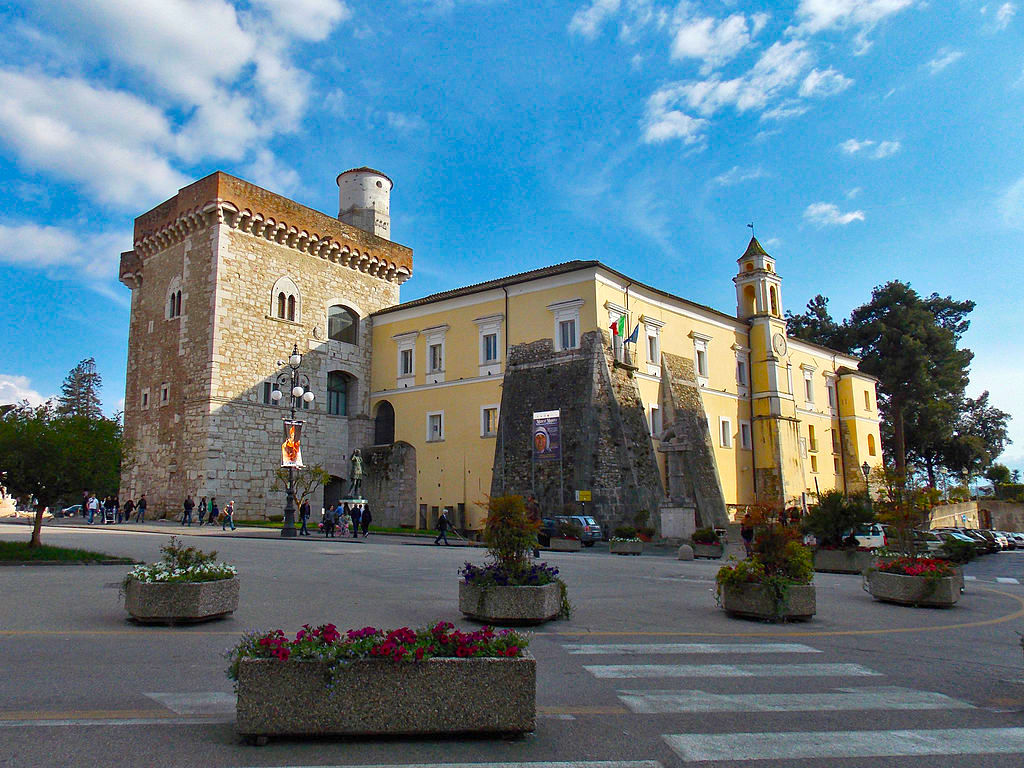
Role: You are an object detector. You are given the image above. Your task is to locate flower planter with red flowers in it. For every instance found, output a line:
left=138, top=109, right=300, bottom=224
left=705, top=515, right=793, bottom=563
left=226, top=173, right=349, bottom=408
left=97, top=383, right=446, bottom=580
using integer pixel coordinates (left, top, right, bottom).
left=864, top=557, right=961, bottom=607
left=229, top=621, right=535, bottom=744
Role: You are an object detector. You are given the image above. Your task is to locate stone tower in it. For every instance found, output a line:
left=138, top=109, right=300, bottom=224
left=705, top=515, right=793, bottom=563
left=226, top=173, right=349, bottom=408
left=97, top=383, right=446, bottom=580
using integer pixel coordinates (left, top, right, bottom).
left=119, top=171, right=412, bottom=519
left=337, top=167, right=392, bottom=241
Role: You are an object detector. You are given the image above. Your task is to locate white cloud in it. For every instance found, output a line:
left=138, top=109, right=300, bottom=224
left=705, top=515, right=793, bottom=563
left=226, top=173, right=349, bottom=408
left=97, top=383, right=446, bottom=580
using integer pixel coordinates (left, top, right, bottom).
left=799, top=67, right=854, bottom=97
left=669, top=12, right=769, bottom=73
left=0, top=222, right=130, bottom=298
left=711, top=166, right=767, bottom=186
left=996, top=2, right=1017, bottom=30
left=840, top=137, right=900, bottom=158
left=243, top=149, right=301, bottom=196
left=0, top=375, right=51, bottom=407
left=927, top=48, right=964, bottom=74
left=999, top=174, right=1024, bottom=227
left=847, top=186, right=862, bottom=198
left=250, top=0, right=351, bottom=42
left=642, top=98, right=708, bottom=144
left=804, top=201, right=866, bottom=226
left=792, top=0, right=915, bottom=54
left=386, top=112, right=429, bottom=132
left=760, top=100, right=810, bottom=120
left=568, top=0, right=621, bottom=39
left=0, top=69, right=188, bottom=206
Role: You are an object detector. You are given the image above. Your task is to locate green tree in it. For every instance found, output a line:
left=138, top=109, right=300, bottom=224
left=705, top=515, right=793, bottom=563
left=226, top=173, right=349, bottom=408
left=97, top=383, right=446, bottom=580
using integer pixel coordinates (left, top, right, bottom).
left=0, top=404, right=123, bottom=547
left=269, top=464, right=331, bottom=507
left=801, top=490, right=874, bottom=548
left=784, top=294, right=849, bottom=352
left=57, top=358, right=103, bottom=420
left=984, top=462, right=1011, bottom=486
left=846, top=282, right=974, bottom=484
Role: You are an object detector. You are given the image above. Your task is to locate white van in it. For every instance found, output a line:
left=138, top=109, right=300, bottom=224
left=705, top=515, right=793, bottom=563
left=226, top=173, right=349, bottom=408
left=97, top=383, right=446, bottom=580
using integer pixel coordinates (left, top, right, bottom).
left=846, top=523, right=888, bottom=549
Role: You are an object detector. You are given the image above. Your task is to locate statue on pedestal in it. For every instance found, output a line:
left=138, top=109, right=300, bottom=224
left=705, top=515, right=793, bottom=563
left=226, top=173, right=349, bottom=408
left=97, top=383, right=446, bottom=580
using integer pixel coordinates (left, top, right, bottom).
left=348, top=449, right=363, bottom=497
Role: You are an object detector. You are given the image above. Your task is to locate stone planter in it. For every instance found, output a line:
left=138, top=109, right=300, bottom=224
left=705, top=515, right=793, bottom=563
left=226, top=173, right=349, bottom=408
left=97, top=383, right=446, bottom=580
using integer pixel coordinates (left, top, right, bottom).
left=692, top=542, right=724, bottom=559
left=609, top=540, right=643, bottom=555
left=235, top=654, right=536, bottom=743
left=459, top=581, right=561, bottom=625
left=813, top=549, right=876, bottom=574
left=123, top=577, right=239, bottom=624
left=865, top=570, right=960, bottom=607
left=720, top=582, right=816, bottom=622
left=548, top=537, right=582, bottom=552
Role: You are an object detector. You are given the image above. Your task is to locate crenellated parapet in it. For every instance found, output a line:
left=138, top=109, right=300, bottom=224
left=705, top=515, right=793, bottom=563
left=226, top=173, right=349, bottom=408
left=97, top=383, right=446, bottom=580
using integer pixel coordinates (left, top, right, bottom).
left=127, top=171, right=413, bottom=288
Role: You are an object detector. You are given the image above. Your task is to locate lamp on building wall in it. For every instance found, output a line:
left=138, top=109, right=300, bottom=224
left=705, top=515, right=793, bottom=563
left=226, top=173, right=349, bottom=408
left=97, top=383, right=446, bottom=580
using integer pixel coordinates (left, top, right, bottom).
left=271, top=343, right=315, bottom=538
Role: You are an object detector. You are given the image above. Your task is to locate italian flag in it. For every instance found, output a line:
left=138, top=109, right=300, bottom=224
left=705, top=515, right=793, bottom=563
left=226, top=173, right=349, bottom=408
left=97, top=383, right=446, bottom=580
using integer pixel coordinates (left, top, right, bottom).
left=610, top=315, right=626, bottom=336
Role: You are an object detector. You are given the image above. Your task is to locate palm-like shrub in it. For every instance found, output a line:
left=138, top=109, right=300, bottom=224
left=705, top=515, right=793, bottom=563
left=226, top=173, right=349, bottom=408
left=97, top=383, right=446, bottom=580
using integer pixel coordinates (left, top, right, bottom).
left=801, top=490, right=874, bottom=548
left=483, top=495, right=540, bottom=574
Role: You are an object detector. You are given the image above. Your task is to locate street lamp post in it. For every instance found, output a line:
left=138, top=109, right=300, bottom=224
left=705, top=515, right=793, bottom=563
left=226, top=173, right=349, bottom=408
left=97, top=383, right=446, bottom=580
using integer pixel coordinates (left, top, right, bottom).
left=861, top=461, right=872, bottom=511
left=271, top=343, right=315, bottom=538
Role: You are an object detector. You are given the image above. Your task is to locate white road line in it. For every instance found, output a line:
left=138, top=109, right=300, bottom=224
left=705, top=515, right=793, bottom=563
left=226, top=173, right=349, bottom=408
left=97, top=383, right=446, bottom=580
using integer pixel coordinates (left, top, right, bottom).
left=665, top=728, right=1024, bottom=762
left=965, top=575, right=977, bottom=581
left=563, top=642, right=821, bottom=656
left=995, top=577, right=1020, bottom=584
left=584, top=663, right=881, bottom=679
left=144, top=692, right=235, bottom=715
left=619, top=686, right=973, bottom=714
left=0, top=717, right=232, bottom=728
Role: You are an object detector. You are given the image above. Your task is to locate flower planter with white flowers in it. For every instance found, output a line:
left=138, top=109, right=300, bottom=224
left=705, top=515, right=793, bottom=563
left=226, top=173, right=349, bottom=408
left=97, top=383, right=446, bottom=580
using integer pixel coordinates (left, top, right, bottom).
left=230, top=621, right=535, bottom=744
left=609, top=538, right=643, bottom=555
left=122, top=537, right=238, bottom=624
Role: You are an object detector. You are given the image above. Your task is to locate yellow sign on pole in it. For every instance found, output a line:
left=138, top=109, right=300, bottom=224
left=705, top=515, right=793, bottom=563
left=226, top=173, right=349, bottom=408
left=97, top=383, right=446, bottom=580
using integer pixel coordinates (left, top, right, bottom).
left=575, top=490, right=592, bottom=502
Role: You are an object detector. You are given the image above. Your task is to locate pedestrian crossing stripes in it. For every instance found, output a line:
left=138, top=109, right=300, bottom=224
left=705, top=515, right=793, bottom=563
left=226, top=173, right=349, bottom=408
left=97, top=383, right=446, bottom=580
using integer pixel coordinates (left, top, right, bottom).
left=617, top=686, right=973, bottom=714
left=563, top=642, right=821, bottom=656
left=995, top=577, right=1020, bottom=584
left=664, top=728, right=1024, bottom=762
left=583, top=662, right=881, bottom=679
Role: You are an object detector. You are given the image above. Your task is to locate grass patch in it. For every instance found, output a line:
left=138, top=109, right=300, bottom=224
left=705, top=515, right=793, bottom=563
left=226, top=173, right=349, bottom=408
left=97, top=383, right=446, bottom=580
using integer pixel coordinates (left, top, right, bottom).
left=0, top=540, right=135, bottom=564
left=234, top=520, right=441, bottom=536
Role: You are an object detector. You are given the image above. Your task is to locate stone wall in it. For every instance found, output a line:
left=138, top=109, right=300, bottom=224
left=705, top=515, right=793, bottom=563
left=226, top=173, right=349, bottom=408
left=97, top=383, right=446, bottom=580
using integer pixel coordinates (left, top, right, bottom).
left=658, top=353, right=729, bottom=531
left=362, top=441, right=417, bottom=528
left=489, top=330, right=664, bottom=533
left=983, top=501, right=1024, bottom=531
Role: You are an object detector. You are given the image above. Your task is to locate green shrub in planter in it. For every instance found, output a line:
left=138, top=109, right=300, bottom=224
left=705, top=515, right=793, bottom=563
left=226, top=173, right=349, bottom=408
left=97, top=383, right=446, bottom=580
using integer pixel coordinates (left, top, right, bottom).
left=939, top=538, right=976, bottom=564
left=691, top=527, right=720, bottom=545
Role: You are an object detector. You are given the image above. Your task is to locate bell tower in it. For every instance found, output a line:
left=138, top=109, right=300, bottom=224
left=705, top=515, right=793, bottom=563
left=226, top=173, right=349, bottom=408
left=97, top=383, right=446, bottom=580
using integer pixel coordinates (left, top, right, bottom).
left=735, top=236, right=802, bottom=507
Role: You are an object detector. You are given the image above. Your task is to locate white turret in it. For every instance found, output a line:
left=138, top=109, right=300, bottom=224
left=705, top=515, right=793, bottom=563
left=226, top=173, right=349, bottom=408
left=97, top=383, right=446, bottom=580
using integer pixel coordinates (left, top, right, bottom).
left=337, top=167, right=392, bottom=240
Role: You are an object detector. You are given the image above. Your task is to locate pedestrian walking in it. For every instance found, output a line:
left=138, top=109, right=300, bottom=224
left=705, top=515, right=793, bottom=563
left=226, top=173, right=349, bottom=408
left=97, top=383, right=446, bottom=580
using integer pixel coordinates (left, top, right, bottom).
left=87, top=494, right=99, bottom=525
left=123, top=498, right=134, bottom=524
left=299, top=498, right=311, bottom=536
left=349, top=502, right=361, bottom=538
left=113, top=496, right=122, bottom=524
left=322, top=506, right=335, bottom=538
left=135, top=494, right=147, bottom=523
left=222, top=500, right=235, bottom=531
left=210, top=498, right=219, bottom=527
left=197, top=496, right=207, bottom=526
left=335, top=502, right=348, bottom=537
left=103, top=495, right=116, bottom=524
left=740, top=512, right=754, bottom=558
left=182, top=495, right=194, bottom=526
left=434, top=510, right=451, bottom=546
left=360, top=503, right=372, bottom=537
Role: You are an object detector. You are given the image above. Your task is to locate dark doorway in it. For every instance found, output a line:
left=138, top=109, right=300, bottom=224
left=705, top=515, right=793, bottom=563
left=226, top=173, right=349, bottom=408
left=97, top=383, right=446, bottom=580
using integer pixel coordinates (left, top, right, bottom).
left=374, top=400, right=395, bottom=445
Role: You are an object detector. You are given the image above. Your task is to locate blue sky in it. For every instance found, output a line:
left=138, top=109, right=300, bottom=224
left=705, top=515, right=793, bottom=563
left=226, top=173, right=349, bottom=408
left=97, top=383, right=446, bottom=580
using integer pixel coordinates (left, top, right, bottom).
left=1, top=0, right=1022, bottom=471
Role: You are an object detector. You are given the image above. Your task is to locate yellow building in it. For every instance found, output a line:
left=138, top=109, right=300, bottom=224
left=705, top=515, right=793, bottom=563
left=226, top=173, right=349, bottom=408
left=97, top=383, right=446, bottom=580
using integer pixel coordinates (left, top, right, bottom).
left=368, top=237, right=882, bottom=536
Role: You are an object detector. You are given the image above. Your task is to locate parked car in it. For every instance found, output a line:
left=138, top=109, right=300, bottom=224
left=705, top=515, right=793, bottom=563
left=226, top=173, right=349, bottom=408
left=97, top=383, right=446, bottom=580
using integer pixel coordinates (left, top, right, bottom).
left=996, top=531, right=1017, bottom=550
left=844, top=522, right=888, bottom=549
left=564, top=515, right=603, bottom=546
left=964, top=529, right=1001, bottom=554
left=934, top=528, right=989, bottom=556
left=539, top=515, right=602, bottom=546
left=912, top=529, right=946, bottom=557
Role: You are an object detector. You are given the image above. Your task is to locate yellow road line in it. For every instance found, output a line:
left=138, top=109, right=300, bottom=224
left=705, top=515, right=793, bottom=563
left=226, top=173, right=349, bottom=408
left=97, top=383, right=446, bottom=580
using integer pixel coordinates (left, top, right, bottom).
left=0, top=709, right=176, bottom=721
left=538, top=705, right=628, bottom=715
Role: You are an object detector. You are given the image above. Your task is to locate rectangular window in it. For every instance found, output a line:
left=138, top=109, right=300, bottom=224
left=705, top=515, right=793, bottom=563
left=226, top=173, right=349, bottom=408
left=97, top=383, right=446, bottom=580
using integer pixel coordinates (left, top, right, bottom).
left=648, top=334, right=659, bottom=365
left=481, top=406, right=498, bottom=437
left=559, top=319, right=577, bottom=351
left=141, top=390, right=149, bottom=409
left=827, top=381, right=837, bottom=410
left=719, top=418, right=732, bottom=448
left=400, top=348, right=413, bottom=377
left=804, top=374, right=814, bottom=403
left=834, top=456, right=841, bottom=474
left=649, top=405, right=662, bottom=436
left=736, top=359, right=748, bottom=387
left=808, top=424, right=817, bottom=452
left=810, top=455, right=818, bottom=473
left=483, top=333, right=499, bottom=362
left=864, top=390, right=872, bottom=411
left=429, top=343, right=443, bottom=372
left=740, top=421, right=752, bottom=450
left=160, top=383, right=169, bottom=405
left=263, top=382, right=281, bottom=405
left=427, top=411, right=444, bottom=442
left=831, top=430, right=840, bottom=453
left=696, top=348, right=708, bottom=378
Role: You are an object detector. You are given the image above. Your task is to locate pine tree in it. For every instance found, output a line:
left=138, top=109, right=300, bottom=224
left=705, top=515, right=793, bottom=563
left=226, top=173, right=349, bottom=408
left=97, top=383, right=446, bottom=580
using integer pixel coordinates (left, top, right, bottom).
left=57, top=358, right=103, bottom=420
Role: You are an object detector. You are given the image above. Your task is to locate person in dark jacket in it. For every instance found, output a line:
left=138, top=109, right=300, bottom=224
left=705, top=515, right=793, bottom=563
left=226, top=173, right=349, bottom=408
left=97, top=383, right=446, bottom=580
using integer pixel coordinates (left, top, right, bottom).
left=135, top=494, right=147, bottom=523
left=360, top=503, right=372, bottom=537
left=299, top=498, right=311, bottom=536
left=350, top=503, right=361, bottom=538
left=209, top=498, right=219, bottom=527
left=434, top=511, right=451, bottom=545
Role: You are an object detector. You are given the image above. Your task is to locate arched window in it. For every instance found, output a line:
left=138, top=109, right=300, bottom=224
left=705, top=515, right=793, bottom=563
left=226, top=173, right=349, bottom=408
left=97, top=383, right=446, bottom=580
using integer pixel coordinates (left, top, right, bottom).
left=374, top=400, right=395, bottom=444
left=769, top=286, right=779, bottom=317
left=168, top=294, right=177, bottom=318
left=743, top=285, right=756, bottom=315
left=867, top=433, right=877, bottom=457
left=327, top=371, right=355, bottom=416
left=328, top=305, right=359, bottom=344
left=166, top=278, right=182, bottom=319
left=271, top=277, right=301, bottom=322
left=175, top=290, right=182, bottom=317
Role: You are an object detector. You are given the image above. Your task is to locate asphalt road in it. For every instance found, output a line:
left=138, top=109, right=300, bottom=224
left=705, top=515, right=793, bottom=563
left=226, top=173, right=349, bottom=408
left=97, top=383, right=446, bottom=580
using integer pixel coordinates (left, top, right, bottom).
left=2, top=522, right=1024, bottom=768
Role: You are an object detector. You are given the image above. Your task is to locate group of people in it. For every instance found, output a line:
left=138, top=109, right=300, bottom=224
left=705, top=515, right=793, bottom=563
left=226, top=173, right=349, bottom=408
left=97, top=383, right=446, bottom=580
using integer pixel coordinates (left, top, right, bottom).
left=81, top=491, right=146, bottom=524
left=320, top=501, right=372, bottom=539
left=181, top=496, right=235, bottom=530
